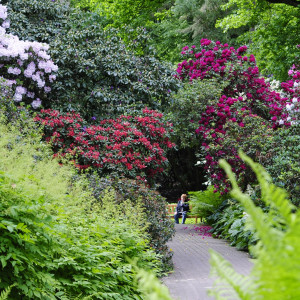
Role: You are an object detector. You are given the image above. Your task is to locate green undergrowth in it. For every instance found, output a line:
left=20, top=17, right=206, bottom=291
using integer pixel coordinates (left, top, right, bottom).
left=207, top=200, right=258, bottom=251
left=189, top=186, right=228, bottom=221
left=0, top=113, right=165, bottom=299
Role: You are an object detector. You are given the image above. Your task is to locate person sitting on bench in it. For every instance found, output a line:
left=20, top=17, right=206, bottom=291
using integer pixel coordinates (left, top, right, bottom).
left=174, top=194, right=189, bottom=224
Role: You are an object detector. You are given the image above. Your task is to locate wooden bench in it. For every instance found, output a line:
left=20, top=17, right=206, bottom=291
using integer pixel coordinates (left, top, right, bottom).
left=167, top=203, right=201, bottom=223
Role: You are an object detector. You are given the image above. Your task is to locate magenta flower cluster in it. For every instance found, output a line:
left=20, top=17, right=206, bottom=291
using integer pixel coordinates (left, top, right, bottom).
left=183, top=225, right=212, bottom=239
left=176, top=39, right=299, bottom=192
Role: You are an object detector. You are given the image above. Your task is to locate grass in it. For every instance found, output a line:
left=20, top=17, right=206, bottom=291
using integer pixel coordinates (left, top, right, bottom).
left=184, top=218, right=200, bottom=225
left=171, top=216, right=203, bottom=225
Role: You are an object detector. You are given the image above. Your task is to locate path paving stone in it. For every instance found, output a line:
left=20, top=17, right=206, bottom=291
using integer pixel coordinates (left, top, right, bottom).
left=162, top=224, right=253, bottom=300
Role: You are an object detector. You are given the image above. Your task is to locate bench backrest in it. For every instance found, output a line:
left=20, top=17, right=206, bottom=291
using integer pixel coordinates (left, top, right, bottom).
left=167, top=204, right=177, bottom=214
left=167, top=203, right=192, bottom=214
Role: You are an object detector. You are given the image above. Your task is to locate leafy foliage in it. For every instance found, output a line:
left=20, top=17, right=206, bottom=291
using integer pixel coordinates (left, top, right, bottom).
left=209, top=151, right=300, bottom=299
left=49, top=12, right=178, bottom=118
left=0, top=283, right=15, bottom=300
left=70, top=0, right=168, bottom=29
left=207, top=200, right=258, bottom=250
left=3, top=0, right=69, bottom=44
left=171, top=0, right=243, bottom=43
left=216, top=0, right=300, bottom=80
left=135, top=265, right=173, bottom=300
left=156, top=0, right=248, bottom=61
left=188, top=186, right=228, bottom=221
left=261, top=124, right=300, bottom=205
left=0, top=114, right=163, bottom=299
left=6, top=0, right=179, bottom=119
left=168, top=78, right=226, bottom=148
left=87, top=174, right=175, bottom=272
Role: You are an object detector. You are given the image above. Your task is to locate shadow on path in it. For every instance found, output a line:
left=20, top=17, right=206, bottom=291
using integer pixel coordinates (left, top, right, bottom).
left=162, top=224, right=253, bottom=300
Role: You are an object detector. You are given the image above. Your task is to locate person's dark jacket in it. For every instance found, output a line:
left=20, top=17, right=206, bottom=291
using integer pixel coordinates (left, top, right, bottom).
left=176, top=201, right=189, bottom=213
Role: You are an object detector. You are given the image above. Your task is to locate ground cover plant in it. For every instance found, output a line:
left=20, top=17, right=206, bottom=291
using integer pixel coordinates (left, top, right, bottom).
left=209, top=151, right=300, bottom=299
left=206, top=200, right=258, bottom=251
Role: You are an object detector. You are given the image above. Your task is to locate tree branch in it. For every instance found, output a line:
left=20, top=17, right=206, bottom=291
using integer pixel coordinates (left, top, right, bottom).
left=266, top=0, right=300, bottom=7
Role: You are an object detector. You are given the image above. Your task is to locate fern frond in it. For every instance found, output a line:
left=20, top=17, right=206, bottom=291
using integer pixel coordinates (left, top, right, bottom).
left=215, top=151, right=300, bottom=299
left=219, top=158, right=279, bottom=251
left=209, top=250, right=254, bottom=300
left=0, top=283, right=16, bottom=300
left=238, top=151, right=295, bottom=225
left=132, top=263, right=173, bottom=300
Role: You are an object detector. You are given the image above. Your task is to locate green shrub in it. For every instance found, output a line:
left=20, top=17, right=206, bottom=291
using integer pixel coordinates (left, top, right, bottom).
left=188, top=186, right=227, bottom=220
left=162, top=79, right=225, bottom=193
left=4, top=0, right=69, bottom=44
left=0, top=117, right=163, bottom=299
left=168, top=79, right=226, bottom=149
left=207, top=200, right=258, bottom=251
left=87, top=174, right=175, bottom=272
left=261, top=124, right=300, bottom=205
left=209, top=151, right=300, bottom=299
left=49, top=13, right=178, bottom=119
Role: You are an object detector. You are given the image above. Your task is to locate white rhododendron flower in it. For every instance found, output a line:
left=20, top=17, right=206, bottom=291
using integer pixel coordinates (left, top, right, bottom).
left=0, top=4, right=58, bottom=108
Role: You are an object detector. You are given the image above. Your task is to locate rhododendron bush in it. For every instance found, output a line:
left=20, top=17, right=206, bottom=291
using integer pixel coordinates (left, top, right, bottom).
left=0, top=4, right=58, bottom=109
left=34, top=108, right=175, bottom=180
left=176, top=39, right=300, bottom=191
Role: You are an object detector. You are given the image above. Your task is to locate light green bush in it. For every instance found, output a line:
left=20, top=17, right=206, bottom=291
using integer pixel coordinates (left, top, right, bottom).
left=0, top=117, right=162, bottom=299
left=209, top=151, right=300, bottom=299
left=188, top=186, right=227, bottom=220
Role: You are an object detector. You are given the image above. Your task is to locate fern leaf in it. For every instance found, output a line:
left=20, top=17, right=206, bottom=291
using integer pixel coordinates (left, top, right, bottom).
left=238, top=151, right=295, bottom=225
left=209, top=250, right=254, bottom=300
left=215, top=151, right=300, bottom=299
left=0, top=284, right=16, bottom=300
left=219, top=158, right=280, bottom=251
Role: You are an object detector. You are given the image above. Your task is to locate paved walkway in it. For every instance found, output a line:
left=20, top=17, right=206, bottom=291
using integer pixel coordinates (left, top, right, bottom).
left=162, top=224, right=253, bottom=300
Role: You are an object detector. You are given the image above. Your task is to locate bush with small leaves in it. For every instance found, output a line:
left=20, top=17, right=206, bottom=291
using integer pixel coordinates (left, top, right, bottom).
left=87, top=174, right=175, bottom=272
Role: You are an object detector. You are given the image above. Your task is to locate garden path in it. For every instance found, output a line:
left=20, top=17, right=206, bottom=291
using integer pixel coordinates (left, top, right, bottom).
left=162, top=224, right=253, bottom=300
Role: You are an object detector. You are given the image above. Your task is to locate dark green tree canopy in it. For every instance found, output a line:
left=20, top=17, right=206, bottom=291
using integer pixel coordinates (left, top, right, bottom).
left=49, top=14, right=179, bottom=119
